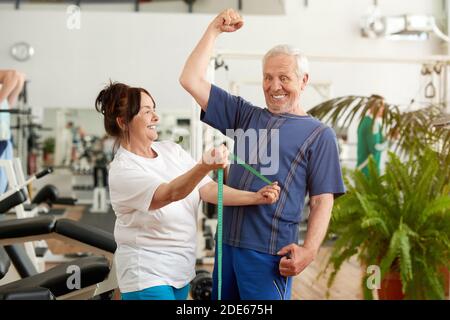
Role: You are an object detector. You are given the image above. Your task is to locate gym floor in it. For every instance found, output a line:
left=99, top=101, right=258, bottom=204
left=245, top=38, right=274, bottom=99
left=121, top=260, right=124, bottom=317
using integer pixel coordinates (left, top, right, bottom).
left=44, top=204, right=363, bottom=300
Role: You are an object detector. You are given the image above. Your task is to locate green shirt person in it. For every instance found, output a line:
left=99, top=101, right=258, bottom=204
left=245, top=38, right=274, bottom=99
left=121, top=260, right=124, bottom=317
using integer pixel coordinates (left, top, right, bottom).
left=357, top=95, right=388, bottom=176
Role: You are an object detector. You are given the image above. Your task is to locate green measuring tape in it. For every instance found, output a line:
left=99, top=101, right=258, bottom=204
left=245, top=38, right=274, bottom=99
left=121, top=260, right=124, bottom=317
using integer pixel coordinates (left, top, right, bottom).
left=216, top=153, right=272, bottom=300
left=217, top=168, right=224, bottom=300
left=229, top=153, right=272, bottom=185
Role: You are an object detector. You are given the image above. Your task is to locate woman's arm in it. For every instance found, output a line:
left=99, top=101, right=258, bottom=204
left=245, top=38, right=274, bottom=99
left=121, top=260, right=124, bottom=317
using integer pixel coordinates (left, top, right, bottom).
left=151, top=163, right=211, bottom=210
left=150, top=146, right=228, bottom=210
left=199, top=181, right=280, bottom=206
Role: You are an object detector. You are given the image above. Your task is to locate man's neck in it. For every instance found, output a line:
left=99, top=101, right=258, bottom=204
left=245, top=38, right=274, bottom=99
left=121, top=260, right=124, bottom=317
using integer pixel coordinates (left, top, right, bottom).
left=287, top=105, right=308, bottom=116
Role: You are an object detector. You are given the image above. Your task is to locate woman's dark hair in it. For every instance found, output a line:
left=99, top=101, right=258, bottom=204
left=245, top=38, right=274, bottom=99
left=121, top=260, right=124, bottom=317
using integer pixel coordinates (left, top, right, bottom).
left=95, top=81, right=155, bottom=152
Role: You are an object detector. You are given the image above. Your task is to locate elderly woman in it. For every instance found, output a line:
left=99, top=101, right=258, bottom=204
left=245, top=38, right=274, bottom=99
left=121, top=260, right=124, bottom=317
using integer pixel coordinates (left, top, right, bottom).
left=95, top=81, right=280, bottom=300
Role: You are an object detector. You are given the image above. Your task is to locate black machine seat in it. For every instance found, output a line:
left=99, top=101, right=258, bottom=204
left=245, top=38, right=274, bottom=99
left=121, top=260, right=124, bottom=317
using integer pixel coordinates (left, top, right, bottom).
left=4, top=244, right=39, bottom=278
left=0, top=246, right=11, bottom=279
left=0, top=256, right=110, bottom=298
left=0, top=216, right=116, bottom=255
left=0, top=286, right=55, bottom=300
left=0, top=216, right=56, bottom=239
left=55, top=219, right=117, bottom=254
left=0, top=189, right=28, bottom=214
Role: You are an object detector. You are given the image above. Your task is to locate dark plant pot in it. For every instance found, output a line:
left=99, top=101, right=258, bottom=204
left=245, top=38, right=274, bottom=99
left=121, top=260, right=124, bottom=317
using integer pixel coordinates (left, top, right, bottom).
left=378, top=271, right=403, bottom=300
left=378, top=268, right=450, bottom=300
left=441, top=267, right=449, bottom=297
left=43, top=152, right=54, bottom=166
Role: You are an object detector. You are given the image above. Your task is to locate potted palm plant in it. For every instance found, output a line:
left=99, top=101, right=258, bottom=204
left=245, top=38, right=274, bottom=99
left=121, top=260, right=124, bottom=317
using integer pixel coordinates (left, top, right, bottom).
left=324, top=150, right=449, bottom=299
left=309, top=96, right=450, bottom=299
left=43, top=137, right=55, bottom=166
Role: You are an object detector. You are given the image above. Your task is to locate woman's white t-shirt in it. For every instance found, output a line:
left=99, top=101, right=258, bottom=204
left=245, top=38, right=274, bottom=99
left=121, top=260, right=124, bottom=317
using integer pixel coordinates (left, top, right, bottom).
left=109, top=141, right=212, bottom=293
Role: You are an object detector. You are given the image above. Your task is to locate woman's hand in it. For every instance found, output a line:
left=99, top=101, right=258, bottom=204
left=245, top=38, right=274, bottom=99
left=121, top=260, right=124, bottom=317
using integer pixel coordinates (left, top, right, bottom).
left=200, top=145, right=229, bottom=171
left=254, top=182, right=280, bottom=205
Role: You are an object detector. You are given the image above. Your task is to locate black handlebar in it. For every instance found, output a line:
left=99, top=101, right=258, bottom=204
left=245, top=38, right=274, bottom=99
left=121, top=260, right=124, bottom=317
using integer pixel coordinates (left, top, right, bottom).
left=0, top=109, right=31, bottom=115
left=35, top=168, right=53, bottom=179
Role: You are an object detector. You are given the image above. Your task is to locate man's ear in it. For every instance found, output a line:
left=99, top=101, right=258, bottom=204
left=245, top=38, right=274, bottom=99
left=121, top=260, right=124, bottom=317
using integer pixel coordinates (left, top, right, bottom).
left=301, top=73, right=309, bottom=91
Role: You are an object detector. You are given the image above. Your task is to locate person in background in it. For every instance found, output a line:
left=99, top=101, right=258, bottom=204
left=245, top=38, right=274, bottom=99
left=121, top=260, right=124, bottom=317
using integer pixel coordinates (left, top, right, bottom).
left=356, top=94, right=388, bottom=176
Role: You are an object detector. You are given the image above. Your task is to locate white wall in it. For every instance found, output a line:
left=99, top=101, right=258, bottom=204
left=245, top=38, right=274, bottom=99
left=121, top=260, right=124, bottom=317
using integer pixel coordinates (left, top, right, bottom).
left=0, top=0, right=286, bottom=15
left=0, top=0, right=445, bottom=113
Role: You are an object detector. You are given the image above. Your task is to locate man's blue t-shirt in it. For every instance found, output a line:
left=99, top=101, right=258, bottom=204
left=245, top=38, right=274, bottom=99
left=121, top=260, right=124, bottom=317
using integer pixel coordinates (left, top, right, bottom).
left=201, top=85, right=345, bottom=255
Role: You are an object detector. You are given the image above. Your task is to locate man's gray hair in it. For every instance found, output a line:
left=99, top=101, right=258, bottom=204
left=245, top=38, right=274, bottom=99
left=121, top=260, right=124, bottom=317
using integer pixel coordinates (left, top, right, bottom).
left=262, top=44, right=309, bottom=78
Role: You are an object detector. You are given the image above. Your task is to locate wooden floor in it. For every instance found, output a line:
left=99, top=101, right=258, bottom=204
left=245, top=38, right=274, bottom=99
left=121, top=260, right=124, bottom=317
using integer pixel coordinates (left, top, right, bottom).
left=291, top=245, right=363, bottom=300
left=45, top=205, right=364, bottom=300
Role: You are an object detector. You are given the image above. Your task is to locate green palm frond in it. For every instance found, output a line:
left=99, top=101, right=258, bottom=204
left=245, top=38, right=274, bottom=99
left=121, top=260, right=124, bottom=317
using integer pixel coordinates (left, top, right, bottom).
left=418, top=195, right=450, bottom=228
left=309, top=95, right=450, bottom=157
left=310, top=95, right=400, bottom=130
left=379, top=226, right=403, bottom=275
left=361, top=217, right=390, bottom=237
left=410, top=258, right=446, bottom=299
left=398, top=224, right=413, bottom=291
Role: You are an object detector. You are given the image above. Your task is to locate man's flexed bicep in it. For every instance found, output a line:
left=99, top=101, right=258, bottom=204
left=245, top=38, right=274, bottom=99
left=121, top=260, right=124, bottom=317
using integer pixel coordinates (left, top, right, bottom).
left=180, top=78, right=212, bottom=111
left=179, top=9, right=244, bottom=111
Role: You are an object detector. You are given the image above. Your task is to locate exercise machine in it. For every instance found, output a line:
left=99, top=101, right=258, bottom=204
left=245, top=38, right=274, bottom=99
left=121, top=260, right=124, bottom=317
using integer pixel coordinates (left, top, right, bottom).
left=0, top=215, right=118, bottom=299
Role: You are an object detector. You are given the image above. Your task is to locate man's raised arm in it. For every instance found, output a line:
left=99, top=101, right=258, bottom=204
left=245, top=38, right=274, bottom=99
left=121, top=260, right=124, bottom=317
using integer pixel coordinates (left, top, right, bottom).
left=179, top=9, right=243, bottom=111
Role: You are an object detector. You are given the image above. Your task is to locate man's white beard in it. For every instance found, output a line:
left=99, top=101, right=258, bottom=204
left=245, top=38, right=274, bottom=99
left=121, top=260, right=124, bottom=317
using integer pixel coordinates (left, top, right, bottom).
left=268, top=102, right=293, bottom=113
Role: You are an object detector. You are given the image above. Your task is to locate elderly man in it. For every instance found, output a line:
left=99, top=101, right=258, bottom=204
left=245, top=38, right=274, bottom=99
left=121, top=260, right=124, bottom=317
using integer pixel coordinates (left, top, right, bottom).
left=0, top=70, right=26, bottom=193
left=180, top=9, right=345, bottom=300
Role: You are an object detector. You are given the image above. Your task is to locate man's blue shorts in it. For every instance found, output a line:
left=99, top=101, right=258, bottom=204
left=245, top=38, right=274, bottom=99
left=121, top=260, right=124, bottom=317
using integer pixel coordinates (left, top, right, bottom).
left=121, top=284, right=190, bottom=300
left=212, top=243, right=292, bottom=300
